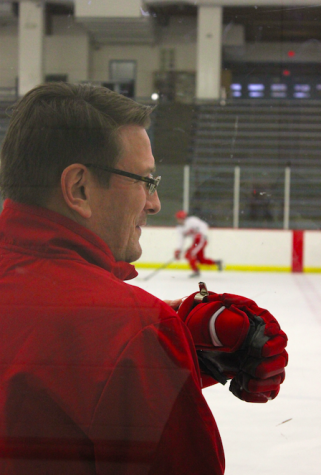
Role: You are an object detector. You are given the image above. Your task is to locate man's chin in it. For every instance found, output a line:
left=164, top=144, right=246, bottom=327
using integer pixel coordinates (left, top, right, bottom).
left=125, top=244, right=142, bottom=264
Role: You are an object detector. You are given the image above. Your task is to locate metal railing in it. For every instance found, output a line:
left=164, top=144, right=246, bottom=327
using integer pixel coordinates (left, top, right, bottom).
left=148, top=164, right=321, bottom=230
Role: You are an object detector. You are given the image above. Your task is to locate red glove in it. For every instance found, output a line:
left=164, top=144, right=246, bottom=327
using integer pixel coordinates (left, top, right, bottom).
left=174, top=249, right=181, bottom=260
left=178, top=284, right=288, bottom=403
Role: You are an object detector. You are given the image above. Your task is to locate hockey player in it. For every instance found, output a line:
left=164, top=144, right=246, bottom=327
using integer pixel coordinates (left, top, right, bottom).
left=174, top=210, right=223, bottom=277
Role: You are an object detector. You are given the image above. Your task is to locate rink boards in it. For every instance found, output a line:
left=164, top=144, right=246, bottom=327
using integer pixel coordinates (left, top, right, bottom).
left=136, top=227, right=321, bottom=273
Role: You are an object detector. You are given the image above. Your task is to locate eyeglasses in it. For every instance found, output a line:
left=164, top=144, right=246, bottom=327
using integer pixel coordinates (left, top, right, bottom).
left=85, top=164, right=161, bottom=195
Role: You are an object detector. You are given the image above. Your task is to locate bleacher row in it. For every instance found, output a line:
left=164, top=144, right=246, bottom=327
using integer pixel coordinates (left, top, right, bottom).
left=192, top=100, right=321, bottom=168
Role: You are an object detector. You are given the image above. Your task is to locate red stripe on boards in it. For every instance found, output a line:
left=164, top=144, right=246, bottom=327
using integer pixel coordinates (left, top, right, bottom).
left=292, top=230, right=304, bottom=273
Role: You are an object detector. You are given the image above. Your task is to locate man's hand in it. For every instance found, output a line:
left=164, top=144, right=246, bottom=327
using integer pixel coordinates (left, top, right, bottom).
left=174, top=250, right=181, bottom=260
left=164, top=298, right=183, bottom=311
left=177, top=288, right=288, bottom=403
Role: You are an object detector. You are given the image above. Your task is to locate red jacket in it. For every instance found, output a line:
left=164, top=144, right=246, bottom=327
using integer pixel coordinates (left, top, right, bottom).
left=0, top=200, right=224, bottom=475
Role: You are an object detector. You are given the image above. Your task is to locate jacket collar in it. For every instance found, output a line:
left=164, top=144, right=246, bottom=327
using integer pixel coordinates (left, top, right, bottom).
left=0, top=199, right=138, bottom=281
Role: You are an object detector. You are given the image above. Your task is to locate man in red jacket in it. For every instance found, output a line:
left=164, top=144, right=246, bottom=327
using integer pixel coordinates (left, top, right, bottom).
left=0, top=83, right=287, bottom=474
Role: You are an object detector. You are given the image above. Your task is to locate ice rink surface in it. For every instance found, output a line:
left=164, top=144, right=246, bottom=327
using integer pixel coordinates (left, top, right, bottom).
left=131, top=269, right=321, bottom=475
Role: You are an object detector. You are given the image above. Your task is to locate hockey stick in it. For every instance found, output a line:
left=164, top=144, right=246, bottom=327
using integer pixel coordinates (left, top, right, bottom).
left=143, top=258, right=175, bottom=281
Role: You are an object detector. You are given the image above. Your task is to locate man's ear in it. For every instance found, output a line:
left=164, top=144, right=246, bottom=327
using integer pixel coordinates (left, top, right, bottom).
left=60, top=164, right=92, bottom=219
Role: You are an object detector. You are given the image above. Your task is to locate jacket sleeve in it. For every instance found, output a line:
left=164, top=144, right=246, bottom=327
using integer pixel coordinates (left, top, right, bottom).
left=89, top=315, right=225, bottom=475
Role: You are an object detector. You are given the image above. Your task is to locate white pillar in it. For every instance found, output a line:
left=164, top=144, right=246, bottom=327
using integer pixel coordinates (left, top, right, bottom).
left=233, top=166, right=240, bottom=229
left=196, top=6, right=222, bottom=100
left=283, top=167, right=291, bottom=230
left=183, top=165, right=190, bottom=213
left=18, top=1, right=45, bottom=96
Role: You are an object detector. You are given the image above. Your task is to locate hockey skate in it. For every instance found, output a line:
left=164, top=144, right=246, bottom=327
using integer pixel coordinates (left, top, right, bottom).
left=189, top=270, right=201, bottom=278
left=216, top=260, right=223, bottom=271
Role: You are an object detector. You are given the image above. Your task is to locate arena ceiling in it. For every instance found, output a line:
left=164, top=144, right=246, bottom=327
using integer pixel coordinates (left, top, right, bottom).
left=148, top=4, right=321, bottom=42
left=2, top=2, right=321, bottom=44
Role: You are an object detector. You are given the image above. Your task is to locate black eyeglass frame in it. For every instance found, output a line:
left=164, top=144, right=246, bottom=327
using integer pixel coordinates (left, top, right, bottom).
left=85, top=164, right=161, bottom=195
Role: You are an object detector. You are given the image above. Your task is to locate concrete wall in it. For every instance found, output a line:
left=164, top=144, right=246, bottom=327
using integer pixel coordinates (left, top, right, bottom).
left=91, top=41, right=196, bottom=98
left=45, top=17, right=89, bottom=83
left=75, top=0, right=142, bottom=18
left=91, top=44, right=159, bottom=98
left=0, top=16, right=89, bottom=89
left=136, top=227, right=321, bottom=272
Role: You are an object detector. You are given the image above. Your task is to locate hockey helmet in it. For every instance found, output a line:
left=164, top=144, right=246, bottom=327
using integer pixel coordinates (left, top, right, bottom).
left=175, top=210, right=187, bottom=220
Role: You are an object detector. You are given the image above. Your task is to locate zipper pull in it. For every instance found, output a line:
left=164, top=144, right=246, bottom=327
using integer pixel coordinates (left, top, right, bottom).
left=194, top=281, right=209, bottom=303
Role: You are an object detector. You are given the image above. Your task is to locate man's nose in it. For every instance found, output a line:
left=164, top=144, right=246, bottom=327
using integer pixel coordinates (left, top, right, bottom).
left=146, top=190, right=161, bottom=215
